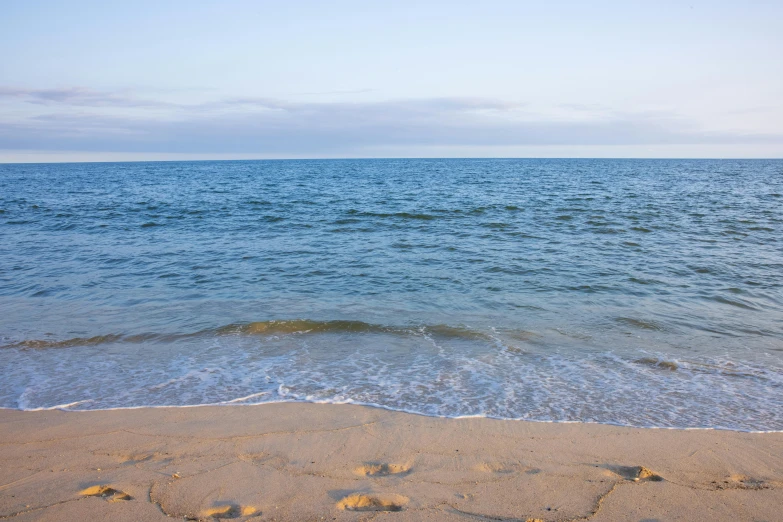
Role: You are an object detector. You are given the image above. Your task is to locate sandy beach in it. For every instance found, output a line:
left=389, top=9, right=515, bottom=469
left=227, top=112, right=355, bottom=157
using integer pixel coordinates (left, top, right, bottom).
left=0, top=403, right=780, bottom=521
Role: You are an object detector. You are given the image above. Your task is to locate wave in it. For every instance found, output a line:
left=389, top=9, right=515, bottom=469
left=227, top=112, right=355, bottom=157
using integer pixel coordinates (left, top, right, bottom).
left=2, top=321, right=780, bottom=431
left=345, top=210, right=439, bottom=221
left=218, top=319, right=501, bottom=341
left=2, top=332, right=197, bottom=350
left=616, top=317, right=667, bottom=331
left=634, top=357, right=679, bottom=371
left=2, top=319, right=511, bottom=350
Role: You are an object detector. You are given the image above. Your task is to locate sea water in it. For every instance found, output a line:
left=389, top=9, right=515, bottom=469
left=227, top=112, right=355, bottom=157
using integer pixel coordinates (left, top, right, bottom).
left=1, top=159, right=781, bottom=431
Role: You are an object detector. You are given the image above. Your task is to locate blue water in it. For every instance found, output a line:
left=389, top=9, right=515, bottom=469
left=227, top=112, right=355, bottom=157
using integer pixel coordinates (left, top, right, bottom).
left=1, top=159, right=781, bottom=431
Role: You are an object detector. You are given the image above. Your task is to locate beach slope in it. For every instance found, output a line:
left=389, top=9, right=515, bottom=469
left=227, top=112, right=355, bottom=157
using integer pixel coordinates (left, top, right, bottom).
left=1, top=403, right=781, bottom=521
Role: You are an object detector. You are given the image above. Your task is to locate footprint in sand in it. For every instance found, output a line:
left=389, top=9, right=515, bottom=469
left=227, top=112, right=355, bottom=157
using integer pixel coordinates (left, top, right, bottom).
left=337, top=493, right=408, bottom=512
left=80, top=485, right=133, bottom=502
left=711, top=474, right=769, bottom=490
left=354, top=462, right=412, bottom=477
left=121, top=453, right=154, bottom=465
left=187, top=504, right=258, bottom=520
left=605, top=465, right=663, bottom=482
left=92, top=450, right=159, bottom=465
left=472, top=462, right=531, bottom=474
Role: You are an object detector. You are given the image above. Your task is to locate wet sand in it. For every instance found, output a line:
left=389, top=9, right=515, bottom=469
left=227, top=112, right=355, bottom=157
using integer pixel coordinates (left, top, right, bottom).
left=0, top=403, right=781, bottom=521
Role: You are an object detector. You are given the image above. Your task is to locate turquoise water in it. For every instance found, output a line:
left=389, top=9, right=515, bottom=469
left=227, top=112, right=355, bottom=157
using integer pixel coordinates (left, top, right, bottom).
left=1, top=159, right=781, bottom=430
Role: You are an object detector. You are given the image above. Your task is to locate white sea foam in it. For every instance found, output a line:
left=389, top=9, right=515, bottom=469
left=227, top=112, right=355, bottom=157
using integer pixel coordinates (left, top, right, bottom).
left=1, top=327, right=781, bottom=432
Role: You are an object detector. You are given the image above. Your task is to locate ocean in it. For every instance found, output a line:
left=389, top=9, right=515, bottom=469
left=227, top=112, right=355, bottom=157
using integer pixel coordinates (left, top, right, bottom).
left=1, top=159, right=781, bottom=431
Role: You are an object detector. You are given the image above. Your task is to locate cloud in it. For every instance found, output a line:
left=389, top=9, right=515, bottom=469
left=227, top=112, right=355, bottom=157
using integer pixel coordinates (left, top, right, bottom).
left=0, top=86, right=780, bottom=154
left=293, top=88, right=377, bottom=96
left=0, top=86, right=171, bottom=108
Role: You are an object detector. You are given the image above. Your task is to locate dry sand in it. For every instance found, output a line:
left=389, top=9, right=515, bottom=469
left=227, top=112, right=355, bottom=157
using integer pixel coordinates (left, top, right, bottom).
left=0, top=403, right=781, bottom=521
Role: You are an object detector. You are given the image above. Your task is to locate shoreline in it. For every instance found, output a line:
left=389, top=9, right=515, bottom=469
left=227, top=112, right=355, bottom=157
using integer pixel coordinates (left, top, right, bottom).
left=1, top=402, right=781, bottom=521
left=3, top=400, right=781, bottom=434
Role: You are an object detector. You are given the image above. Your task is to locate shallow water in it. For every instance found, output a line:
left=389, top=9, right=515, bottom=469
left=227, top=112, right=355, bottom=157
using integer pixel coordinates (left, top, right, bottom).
left=1, top=159, right=781, bottom=430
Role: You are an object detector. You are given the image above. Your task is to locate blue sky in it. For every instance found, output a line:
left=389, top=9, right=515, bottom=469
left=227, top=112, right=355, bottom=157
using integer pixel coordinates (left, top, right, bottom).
left=1, top=0, right=781, bottom=161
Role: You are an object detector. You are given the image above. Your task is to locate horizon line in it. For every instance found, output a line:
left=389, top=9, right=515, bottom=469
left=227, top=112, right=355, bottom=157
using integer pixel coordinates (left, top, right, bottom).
left=2, top=156, right=782, bottom=166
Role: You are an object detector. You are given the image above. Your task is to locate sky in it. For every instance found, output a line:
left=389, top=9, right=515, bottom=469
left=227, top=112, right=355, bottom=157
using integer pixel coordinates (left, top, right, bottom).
left=1, top=0, right=782, bottom=161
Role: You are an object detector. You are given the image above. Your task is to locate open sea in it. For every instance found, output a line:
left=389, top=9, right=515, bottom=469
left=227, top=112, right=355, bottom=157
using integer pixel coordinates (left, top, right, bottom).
left=0, top=159, right=781, bottom=431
